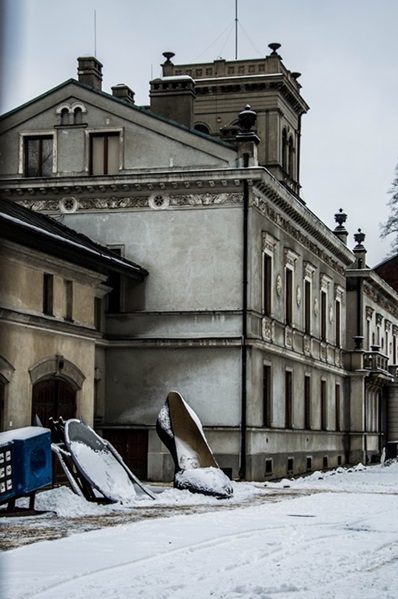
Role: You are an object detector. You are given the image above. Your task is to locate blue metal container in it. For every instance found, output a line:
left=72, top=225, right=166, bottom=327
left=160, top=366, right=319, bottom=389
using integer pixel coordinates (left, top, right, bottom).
left=0, top=427, right=52, bottom=498
left=0, top=441, right=16, bottom=503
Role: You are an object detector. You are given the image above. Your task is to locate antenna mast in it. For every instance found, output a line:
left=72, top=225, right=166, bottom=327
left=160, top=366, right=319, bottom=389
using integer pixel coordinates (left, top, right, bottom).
left=235, top=0, right=238, bottom=59
left=94, top=10, right=97, bottom=57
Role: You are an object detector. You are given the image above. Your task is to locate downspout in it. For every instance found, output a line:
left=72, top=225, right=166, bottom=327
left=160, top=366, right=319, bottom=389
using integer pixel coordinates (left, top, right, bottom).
left=239, top=159, right=249, bottom=479
left=353, top=230, right=367, bottom=461
left=235, top=105, right=260, bottom=481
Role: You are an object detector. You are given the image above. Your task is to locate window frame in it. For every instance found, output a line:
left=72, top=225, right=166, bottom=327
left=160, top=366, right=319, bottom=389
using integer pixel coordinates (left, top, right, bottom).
left=285, top=369, right=293, bottom=429
left=85, top=128, right=123, bottom=175
left=19, top=131, right=56, bottom=177
left=263, top=363, right=272, bottom=427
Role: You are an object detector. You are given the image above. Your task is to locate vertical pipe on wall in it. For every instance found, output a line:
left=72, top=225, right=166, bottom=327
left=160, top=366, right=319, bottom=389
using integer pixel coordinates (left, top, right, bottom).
left=239, top=161, right=249, bottom=479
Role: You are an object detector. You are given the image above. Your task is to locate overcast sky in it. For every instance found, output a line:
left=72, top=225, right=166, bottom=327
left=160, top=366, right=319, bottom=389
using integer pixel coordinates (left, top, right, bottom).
left=2, top=0, right=398, bottom=266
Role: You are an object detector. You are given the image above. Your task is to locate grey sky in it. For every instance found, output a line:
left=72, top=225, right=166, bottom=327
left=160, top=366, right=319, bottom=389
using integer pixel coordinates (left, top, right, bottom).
left=2, top=0, right=398, bottom=266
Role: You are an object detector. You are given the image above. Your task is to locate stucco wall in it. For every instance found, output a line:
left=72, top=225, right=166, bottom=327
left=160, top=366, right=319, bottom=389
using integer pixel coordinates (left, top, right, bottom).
left=104, top=346, right=242, bottom=428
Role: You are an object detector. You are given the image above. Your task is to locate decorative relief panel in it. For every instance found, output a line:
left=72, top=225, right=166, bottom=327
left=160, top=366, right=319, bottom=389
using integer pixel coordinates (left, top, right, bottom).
left=303, top=335, right=311, bottom=356
left=320, top=343, right=327, bottom=362
left=296, top=286, right=302, bottom=307
left=314, top=297, right=319, bottom=316
left=285, top=327, right=293, bottom=348
left=276, top=274, right=282, bottom=296
left=262, top=317, right=273, bottom=341
left=18, top=192, right=243, bottom=213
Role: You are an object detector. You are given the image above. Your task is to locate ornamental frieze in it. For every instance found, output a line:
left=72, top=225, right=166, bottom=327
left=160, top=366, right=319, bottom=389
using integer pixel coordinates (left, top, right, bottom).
left=363, top=282, right=398, bottom=318
left=17, top=192, right=243, bottom=213
left=252, top=194, right=346, bottom=277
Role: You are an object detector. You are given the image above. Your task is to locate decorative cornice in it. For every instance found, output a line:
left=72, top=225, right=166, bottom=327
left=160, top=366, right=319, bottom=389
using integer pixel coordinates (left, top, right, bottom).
left=252, top=186, right=353, bottom=273
left=363, top=281, right=398, bottom=319
left=284, top=247, right=299, bottom=268
left=262, top=231, right=279, bottom=254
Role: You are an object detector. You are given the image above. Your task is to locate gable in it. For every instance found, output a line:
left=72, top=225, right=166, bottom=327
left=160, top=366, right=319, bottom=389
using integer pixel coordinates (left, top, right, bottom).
left=0, top=80, right=236, bottom=179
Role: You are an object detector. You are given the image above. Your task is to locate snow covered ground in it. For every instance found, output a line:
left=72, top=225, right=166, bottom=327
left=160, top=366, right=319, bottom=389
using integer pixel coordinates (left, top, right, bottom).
left=2, top=462, right=398, bottom=599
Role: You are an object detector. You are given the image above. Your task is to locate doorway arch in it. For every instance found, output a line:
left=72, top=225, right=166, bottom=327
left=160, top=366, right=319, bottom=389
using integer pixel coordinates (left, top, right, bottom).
left=32, top=378, right=77, bottom=426
left=30, top=355, right=85, bottom=426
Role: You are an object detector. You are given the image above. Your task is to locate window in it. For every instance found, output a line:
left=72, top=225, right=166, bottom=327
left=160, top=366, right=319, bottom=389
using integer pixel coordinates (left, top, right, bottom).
left=61, top=108, right=69, bottom=126
left=43, top=273, right=54, bottom=316
left=106, top=247, right=124, bottom=313
left=320, top=290, right=327, bottom=341
left=285, top=370, right=293, bottom=429
left=194, top=123, right=210, bottom=135
left=335, top=299, right=341, bottom=347
left=263, top=365, right=272, bottom=427
left=304, top=375, right=311, bottom=429
left=282, top=128, right=288, bottom=171
left=74, top=107, right=83, bottom=125
left=94, top=297, right=102, bottom=331
left=64, top=280, right=73, bottom=321
left=321, top=380, right=327, bottom=430
left=304, top=279, right=311, bottom=334
left=89, top=132, right=119, bottom=175
left=263, top=253, right=272, bottom=316
left=288, top=135, right=294, bottom=177
left=285, top=268, right=293, bottom=326
left=24, top=136, right=53, bottom=177
left=265, top=458, right=273, bottom=476
left=335, top=384, right=341, bottom=431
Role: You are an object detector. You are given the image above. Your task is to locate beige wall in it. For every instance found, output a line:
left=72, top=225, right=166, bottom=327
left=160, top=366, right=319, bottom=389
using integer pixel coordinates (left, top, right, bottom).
left=0, top=239, right=106, bottom=431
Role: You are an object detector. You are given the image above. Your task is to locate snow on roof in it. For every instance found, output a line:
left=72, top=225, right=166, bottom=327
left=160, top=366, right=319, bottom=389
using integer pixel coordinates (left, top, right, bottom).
left=0, top=198, right=148, bottom=278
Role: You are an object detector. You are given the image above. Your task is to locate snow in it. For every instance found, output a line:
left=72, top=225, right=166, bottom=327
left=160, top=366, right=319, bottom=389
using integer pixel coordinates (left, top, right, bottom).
left=174, top=466, right=233, bottom=498
left=2, top=461, right=398, bottom=599
left=68, top=440, right=137, bottom=502
left=0, top=427, right=51, bottom=443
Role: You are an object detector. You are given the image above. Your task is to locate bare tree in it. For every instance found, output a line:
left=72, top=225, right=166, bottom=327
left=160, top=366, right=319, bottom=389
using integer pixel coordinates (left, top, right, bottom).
left=381, top=162, right=398, bottom=252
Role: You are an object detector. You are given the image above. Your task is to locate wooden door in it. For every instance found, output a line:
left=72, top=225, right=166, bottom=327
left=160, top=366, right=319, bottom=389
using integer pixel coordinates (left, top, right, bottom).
left=102, top=429, right=148, bottom=480
left=32, top=378, right=76, bottom=426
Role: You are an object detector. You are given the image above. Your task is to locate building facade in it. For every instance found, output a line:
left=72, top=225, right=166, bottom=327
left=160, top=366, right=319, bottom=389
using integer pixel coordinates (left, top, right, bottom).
left=0, top=198, right=147, bottom=442
left=0, top=53, right=397, bottom=481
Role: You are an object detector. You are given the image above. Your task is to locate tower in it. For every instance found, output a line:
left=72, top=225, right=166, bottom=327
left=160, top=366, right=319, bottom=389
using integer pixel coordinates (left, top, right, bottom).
left=155, top=44, right=309, bottom=197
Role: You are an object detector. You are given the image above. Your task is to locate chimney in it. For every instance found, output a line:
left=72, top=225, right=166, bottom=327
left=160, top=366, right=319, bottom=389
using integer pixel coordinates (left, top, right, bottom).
left=77, top=56, right=103, bottom=90
left=150, top=75, right=196, bottom=128
left=112, top=84, right=135, bottom=104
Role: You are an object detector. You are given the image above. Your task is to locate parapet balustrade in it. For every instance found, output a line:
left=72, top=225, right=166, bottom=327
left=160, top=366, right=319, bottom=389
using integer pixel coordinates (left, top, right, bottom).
left=363, top=345, right=389, bottom=372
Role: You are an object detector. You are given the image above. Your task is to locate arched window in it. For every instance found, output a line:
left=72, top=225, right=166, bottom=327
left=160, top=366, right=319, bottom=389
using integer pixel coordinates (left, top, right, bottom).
left=61, top=107, right=69, bottom=126
left=194, top=123, right=210, bottom=135
left=282, top=128, right=288, bottom=172
left=32, top=378, right=77, bottom=426
left=288, top=135, right=294, bottom=177
left=73, top=107, right=82, bottom=125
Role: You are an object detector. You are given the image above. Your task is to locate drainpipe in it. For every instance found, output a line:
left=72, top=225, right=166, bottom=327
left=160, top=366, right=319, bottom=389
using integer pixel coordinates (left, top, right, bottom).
left=235, top=105, right=260, bottom=480
left=240, top=167, right=249, bottom=479
left=353, top=229, right=367, bottom=462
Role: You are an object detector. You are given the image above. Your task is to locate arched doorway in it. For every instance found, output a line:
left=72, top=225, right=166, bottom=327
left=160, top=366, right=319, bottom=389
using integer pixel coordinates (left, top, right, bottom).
left=31, top=378, right=77, bottom=426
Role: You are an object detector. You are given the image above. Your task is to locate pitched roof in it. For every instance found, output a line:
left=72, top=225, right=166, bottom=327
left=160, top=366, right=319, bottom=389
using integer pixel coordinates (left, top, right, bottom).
left=0, top=78, right=233, bottom=149
left=0, top=197, right=148, bottom=279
